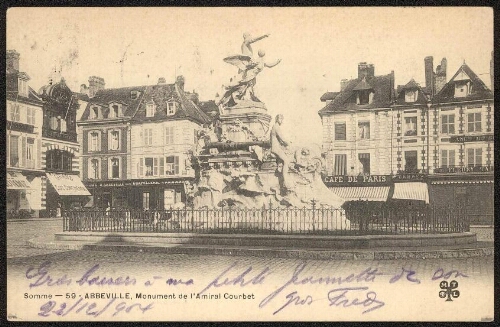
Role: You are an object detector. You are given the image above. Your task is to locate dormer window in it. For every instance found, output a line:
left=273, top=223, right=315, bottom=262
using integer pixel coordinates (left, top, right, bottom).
left=405, top=90, right=418, bottom=102
left=454, top=81, right=470, bottom=98
left=130, top=90, right=140, bottom=100
left=90, top=106, right=100, bottom=119
left=146, top=102, right=155, bottom=117
left=167, top=102, right=177, bottom=116
left=109, top=103, right=122, bottom=118
left=18, top=79, right=28, bottom=97
left=356, top=90, right=373, bottom=105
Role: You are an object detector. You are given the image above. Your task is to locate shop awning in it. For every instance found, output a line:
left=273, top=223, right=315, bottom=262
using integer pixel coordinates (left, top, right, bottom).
left=7, top=172, right=32, bottom=190
left=329, top=186, right=390, bottom=201
left=46, top=173, right=91, bottom=196
left=392, top=182, right=429, bottom=203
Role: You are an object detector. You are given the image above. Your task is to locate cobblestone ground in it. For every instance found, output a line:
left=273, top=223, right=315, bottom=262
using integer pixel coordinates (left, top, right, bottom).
left=6, top=219, right=495, bottom=321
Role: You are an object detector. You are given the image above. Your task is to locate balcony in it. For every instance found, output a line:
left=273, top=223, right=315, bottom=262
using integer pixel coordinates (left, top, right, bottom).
left=42, top=128, right=77, bottom=142
left=433, top=165, right=494, bottom=174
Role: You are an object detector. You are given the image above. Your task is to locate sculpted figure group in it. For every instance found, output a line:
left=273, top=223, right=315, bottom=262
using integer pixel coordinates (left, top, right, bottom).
left=218, top=33, right=281, bottom=107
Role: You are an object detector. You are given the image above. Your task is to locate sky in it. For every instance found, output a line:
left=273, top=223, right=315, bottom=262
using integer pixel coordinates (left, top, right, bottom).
left=7, top=7, right=493, bottom=145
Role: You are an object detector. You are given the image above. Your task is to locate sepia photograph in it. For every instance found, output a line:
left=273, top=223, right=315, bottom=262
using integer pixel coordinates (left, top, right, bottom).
left=6, top=7, right=494, bottom=321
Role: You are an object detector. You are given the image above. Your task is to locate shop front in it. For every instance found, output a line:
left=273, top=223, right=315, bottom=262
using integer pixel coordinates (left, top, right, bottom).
left=84, top=178, right=190, bottom=210
left=45, top=173, right=91, bottom=215
left=7, top=171, right=44, bottom=218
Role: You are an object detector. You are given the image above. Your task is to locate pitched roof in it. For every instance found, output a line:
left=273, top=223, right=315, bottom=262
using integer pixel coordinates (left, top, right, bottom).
left=352, top=78, right=373, bottom=91
left=199, top=100, right=219, bottom=119
left=132, top=83, right=211, bottom=124
left=318, top=72, right=394, bottom=115
left=80, top=85, right=147, bottom=121
left=6, top=72, right=43, bottom=105
left=395, top=79, right=430, bottom=105
left=432, top=63, right=493, bottom=104
left=73, top=92, right=90, bottom=102
left=320, top=91, right=339, bottom=102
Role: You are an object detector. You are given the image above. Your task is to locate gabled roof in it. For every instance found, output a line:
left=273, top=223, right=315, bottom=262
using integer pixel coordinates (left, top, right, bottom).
left=80, top=86, right=147, bottom=121
left=318, top=72, right=394, bottom=115
left=352, top=78, right=373, bottom=91
left=6, top=72, right=43, bottom=105
left=432, top=63, right=493, bottom=104
left=132, top=83, right=211, bottom=124
left=395, top=79, right=430, bottom=105
left=320, top=91, right=340, bottom=102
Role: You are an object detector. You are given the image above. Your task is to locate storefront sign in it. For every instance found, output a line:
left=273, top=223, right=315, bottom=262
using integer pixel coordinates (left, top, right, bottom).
left=393, top=173, right=426, bottom=181
left=7, top=121, right=34, bottom=134
left=85, top=179, right=187, bottom=188
left=323, top=175, right=391, bottom=186
left=449, top=134, right=494, bottom=143
left=46, top=173, right=91, bottom=196
left=433, top=165, right=494, bottom=174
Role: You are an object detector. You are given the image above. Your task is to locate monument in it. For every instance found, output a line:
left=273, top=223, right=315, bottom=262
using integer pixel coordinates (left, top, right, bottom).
left=190, top=33, right=345, bottom=212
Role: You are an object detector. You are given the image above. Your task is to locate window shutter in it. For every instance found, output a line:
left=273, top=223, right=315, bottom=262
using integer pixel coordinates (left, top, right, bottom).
left=140, top=129, right=144, bottom=146
left=476, top=148, right=482, bottom=166
left=6, top=134, right=10, bottom=166
left=149, top=129, right=153, bottom=145
left=159, top=157, right=164, bottom=176
left=108, top=130, right=112, bottom=150
left=174, top=156, right=180, bottom=174
left=108, top=158, right=112, bottom=179
left=449, top=150, right=455, bottom=167
left=88, top=159, right=92, bottom=179
left=139, top=158, right=144, bottom=177
left=97, top=132, right=101, bottom=151
left=467, top=148, right=474, bottom=166
left=153, top=158, right=158, bottom=176
left=21, top=136, right=26, bottom=167
left=37, top=139, right=41, bottom=169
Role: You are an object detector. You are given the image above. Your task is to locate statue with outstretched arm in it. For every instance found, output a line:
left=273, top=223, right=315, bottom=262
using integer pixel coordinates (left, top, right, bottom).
left=270, top=114, right=291, bottom=191
left=241, top=33, right=270, bottom=57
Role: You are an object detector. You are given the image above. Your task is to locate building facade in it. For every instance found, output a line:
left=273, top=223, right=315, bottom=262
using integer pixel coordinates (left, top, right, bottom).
left=6, top=50, right=45, bottom=217
left=319, top=59, right=494, bottom=223
left=38, top=77, right=90, bottom=215
left=78, top=76, right=211, bottom=210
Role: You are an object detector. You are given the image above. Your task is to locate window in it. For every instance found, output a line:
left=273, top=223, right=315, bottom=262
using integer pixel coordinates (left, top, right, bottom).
left=165, top=126, right=175, bottom=144
left=358, top=153, right=370, bottom=175
left=142, top=192, right=150, bottom=210
left=111, top=158, right=120, bottom=178
left=164, top=189, right=176, bottom=208
left=10, top=103, right=20, bottom=122
left=26, top=138, right=34, bottom=168
left=130, top=91, right=139, bottom=100
left=142, top=128, right=153, bottom=146
left=9, top=135, right=19, bottom=167
left=358, top=121, right=370, bottom=139
left=60, top=119, right=67, bottom=132
left=90, top=106, right=100, bottom=119
left=334, top=123, right=346, bottom=140
left=404, top=151, right=418, bottom=172
left=357, top=90, right=372, bottom=105
left=467, top=113, right=481, bottom=132
left=27, top=107, right=36, bottom=125
left=49, top=115, right=59, bottom=130
left=405, top=90, right=417, bottom=102
left=46, top=150, right=72, bottom=172
left=145, top=158, right=154, bottom=176
left=90, top=159, right=100, bottom=179
left=441, top=149, right=456, bottom=168
left=167, top=102, right=177, bottom=116
left=467, top=148, right=482, bottom=167
left=109, top=130, right=120, bottom=150
left=333, top=154, right=347, bottom=175
left=19, top=79, right=28, bottom=96
left=111, top=104, right=120, bottom=118
left=454, top=82, right=469, bottom=98
left=89, top=131, right=100, bottom=152
left=404, top=117, right=417, bottom=136
left=441, top=114, right=455, bottom=134
left=166, top=156, right=180, bottom=175
left=146, top=103, right=155, bottom=117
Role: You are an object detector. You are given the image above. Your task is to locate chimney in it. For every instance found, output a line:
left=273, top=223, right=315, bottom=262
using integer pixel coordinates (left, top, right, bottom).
left=435, top=58, right=447, bottom=94
left=88, top=76, right=105, bottom=98
left=340, top=79, right=348, bottom=91
left=176, top=75, right=185, bottom=91
left=424, top=56, right=435, bottom=95
left=6, top=50, right=20, bottom=72
left=358, top=62, right=374, bottom=79
left=157, top=77, right=166, bottom=85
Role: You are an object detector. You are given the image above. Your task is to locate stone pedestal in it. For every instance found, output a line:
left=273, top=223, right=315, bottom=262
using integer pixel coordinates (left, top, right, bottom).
left=219, top=100, right=271, bottom=142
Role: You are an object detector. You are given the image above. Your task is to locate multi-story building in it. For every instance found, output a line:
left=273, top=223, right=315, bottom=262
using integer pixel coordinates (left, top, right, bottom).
left=428, top=62, right=494, bottom=224
left=6, top=50, right=45, bottom=217
left=319, top=58, right=494, bottom=223
left=78, top=76, right=211, bottom=210
left=38, top=77, right=90, bottom=215
left=129, top=76, right=211, bottom=210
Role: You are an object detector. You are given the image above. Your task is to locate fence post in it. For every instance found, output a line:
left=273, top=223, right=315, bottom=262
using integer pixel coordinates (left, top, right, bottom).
left=311, top=199, right=316, bottom=232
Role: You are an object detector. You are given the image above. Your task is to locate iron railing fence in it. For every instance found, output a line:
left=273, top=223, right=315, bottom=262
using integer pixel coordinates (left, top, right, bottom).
left=63, top=203, right=469, bottom=235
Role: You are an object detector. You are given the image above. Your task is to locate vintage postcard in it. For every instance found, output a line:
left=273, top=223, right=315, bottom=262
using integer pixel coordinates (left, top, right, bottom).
left=6, top=7, right=494, bottom=321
